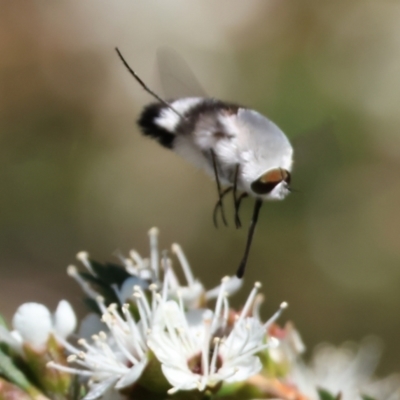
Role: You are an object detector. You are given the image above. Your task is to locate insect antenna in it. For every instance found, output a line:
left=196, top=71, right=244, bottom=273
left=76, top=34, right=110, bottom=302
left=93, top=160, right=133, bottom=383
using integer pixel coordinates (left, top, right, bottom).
left=236, top=199, right=263, bottom=278
left=115, top=47, right=184, bottom=119
left=232, top=164, right=249, bottom=228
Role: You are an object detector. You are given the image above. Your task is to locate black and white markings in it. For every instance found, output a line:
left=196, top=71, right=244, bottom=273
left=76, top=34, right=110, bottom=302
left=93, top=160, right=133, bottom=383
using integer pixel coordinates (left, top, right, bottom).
left=116, top=48, right=293, bottom=279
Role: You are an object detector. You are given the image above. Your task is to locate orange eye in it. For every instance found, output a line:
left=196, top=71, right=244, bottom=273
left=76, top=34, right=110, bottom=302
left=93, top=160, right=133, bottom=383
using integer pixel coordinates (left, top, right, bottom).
left=251, top=168, right=290, bottom=195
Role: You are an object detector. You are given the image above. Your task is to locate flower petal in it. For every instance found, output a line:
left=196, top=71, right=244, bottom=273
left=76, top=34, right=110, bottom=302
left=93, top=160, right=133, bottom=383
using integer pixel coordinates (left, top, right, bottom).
left=161, top=364, right=198, bottom=392
left=12, top=303, right=52, bottom=350
left=115, top=358, right=148, bottom=389
left=83, top=377, right=118, bottom=400
left=53, top=300, right=77, bottom=338
left=0, top=326, right=22, bottom=353
left=205, top=276, right=242, bottom=300
left=221, top=356, right=262, bottom=383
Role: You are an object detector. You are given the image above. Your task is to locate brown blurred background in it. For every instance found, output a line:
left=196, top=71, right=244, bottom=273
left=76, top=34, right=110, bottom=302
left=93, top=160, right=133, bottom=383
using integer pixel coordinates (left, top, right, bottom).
left=1, top=0, right=400, bottom=373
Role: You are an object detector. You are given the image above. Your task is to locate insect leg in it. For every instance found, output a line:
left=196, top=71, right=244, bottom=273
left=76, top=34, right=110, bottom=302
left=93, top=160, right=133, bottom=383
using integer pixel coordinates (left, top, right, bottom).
left=234, top=192, right=249, bottom=228
left=213, top=187, right=233, bottom=228
left=236, top=199, right=263, bottom=278
left=232, top=164, right=247, bottom=228
left=210, top=150, right=228, bottom=227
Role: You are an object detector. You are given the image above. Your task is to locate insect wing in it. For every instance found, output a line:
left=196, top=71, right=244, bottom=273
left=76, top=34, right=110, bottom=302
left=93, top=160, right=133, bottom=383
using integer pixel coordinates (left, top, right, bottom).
left=157, top=47, right=208, bottom=99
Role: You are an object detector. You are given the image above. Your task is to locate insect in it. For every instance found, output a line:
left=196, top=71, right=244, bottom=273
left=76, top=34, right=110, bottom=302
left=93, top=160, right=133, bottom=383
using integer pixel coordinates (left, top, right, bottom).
left=115, top=48, right=293, bottom=278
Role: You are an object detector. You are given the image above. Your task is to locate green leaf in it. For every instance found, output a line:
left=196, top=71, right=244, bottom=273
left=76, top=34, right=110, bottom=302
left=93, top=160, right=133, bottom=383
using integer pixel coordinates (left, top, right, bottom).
left=82, top=297, right=102, bottom=315
left=78, top=272, right=121, bottom=305
left=361, top=395, right=376, bottom=400
left=88, top=260, right=131, bottom=286
left=317, top=388, right=342, bottom=400
left=68, top=376, right=86, bottom=400
left=0, top=348, right=32, bottom=391
left=0, top=314, right=7, bottom=328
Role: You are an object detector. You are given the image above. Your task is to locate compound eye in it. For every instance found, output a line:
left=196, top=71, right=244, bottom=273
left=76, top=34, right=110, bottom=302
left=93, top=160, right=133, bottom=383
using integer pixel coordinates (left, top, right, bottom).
left=251, top=168, right=290, bottom=195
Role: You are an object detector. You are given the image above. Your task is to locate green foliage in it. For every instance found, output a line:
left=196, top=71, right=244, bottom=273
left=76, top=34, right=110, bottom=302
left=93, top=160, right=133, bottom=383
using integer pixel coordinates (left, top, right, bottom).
left=87, top=260, right=131, bottom=287
left=318, top=387, right=342, bottom=400
left=0, top=348, right=32, bottom=392
left=77, top=259, right=147, bottom=313
left=0, top=314, right=6, bottom=329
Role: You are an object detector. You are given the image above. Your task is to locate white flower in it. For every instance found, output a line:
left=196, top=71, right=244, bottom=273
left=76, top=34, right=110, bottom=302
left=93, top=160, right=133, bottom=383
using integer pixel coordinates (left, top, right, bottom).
left=0, top=300, right=76, bottom=353
left=121, top=228, right=243, bottom=308
left=119, top=227, right=242, bottom=308
left=148, top=279, right=286, bottom=394
left=118, top=227, right=161, bottom=283
left=57, top=229, right=288, bottom=397
left=166, top=242, right=242, bottom=309
left=289, top=337, right=400, bottom=400
left=268, top=321, right=306, bottom=365
left=48, top=285, right=158, bottom=400
left=69, top=228, right=242, bottom=309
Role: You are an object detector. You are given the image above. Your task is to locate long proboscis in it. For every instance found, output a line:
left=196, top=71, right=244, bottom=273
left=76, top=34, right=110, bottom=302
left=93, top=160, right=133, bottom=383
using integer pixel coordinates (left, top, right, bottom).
left=236, top=199, right=263, bottom=278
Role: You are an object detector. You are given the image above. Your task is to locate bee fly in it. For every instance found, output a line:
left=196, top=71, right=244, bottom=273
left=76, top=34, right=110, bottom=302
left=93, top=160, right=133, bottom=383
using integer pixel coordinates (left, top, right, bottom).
left=115, top=48, right=293, bottom=278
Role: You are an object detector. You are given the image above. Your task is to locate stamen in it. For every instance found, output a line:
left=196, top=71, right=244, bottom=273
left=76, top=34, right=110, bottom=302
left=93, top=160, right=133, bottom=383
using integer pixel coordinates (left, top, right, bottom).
left=228, top=321, right=252, bottom=356
left=201, top=311, right=213, bottom=378
left=252, top=293, right=265, bottom=321
left=222, top=295, right=229, bottom=331
left=76, top=251, right=94, bottom=273
left=133, top=292, right=150, bottom=333
left=107, top=303, right=130, bottom=330
left=47, top=361, right=93, bottom=376
left=163, top=257, right=180, bottom=293
left=149, top=283, right=158, bottom=311
left=238, top=282, right=262, bottom=322
left=53, top=334, right=82, bottom=357
left=67, top=355, right=77, bottom=362
left=263, top=301, right=288, bottom=330
left=148, top=227, right=159, bottom=280
left=211, top=276, right=229, bottom=332
left=67, top=265, right=99, bottom=299
left=171, top=243, right=194, bottom=285
left=149, top=283, right=158, bottom=291
left=210, top=337, right=221, bottom=374
left=206, top=275, right=242, bottom=300
left=99, top=331, right=107, bottom=341
left=162, top=304, right=185, bottom=352
left=133, top=285, right=152, bottom=321
left=161, top=257, right=172, bottom=302
left=121, top=307, right=146, bottom=358
left=129, top=250, right=144, bottom=269
left=167, top=387, right=179, bottom=395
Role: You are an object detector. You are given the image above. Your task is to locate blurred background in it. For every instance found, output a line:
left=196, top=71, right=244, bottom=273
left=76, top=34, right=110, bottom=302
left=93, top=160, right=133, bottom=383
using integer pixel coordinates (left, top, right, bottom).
left=1, top=0, right=400, bottom=373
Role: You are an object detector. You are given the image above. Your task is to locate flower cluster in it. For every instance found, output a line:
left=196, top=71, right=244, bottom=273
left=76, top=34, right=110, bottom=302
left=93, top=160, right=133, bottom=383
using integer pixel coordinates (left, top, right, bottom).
left=0, top=229, right=399, bottom=400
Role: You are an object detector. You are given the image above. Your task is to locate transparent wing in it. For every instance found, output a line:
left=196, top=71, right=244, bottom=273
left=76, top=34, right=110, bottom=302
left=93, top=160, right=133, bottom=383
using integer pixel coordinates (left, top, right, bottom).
left=157, top=47, right=207, bottom=99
